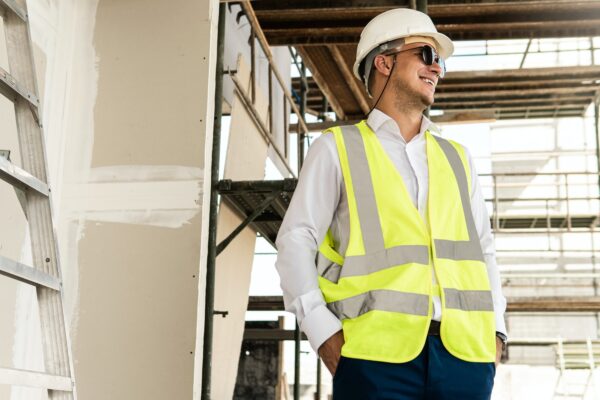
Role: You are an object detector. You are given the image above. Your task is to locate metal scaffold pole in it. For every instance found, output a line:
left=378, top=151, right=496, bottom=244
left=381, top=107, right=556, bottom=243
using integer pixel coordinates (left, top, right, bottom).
left=594, top=37, right=599, bottom=192
left=201, top=3, right=226, bottom=399
left=293, top=59, right=308, bottom=400
left=595, top=101, right=600, bottom=192
left=316, top=357, right=322, bottom=399
left=298, top=61, right=308, bottom=170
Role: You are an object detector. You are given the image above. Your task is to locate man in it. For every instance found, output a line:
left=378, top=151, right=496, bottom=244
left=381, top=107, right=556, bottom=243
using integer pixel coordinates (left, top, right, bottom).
left=275, top=8, right=507, bottom=399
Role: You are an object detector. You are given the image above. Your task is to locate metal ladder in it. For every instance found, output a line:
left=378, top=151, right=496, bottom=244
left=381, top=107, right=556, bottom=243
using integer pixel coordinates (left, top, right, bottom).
left=0, top=0, right=76, bottom=398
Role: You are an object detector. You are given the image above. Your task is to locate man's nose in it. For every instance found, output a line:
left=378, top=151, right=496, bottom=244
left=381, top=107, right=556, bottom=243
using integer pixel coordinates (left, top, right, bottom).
left=430, top=62, right=443, bottom=77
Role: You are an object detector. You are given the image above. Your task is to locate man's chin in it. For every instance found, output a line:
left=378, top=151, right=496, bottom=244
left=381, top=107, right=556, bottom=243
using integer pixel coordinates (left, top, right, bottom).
left=421, top=96, right=434, bottom=109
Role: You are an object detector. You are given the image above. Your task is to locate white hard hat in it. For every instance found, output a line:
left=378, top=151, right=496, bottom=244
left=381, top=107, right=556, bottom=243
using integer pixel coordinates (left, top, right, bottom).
left=353, top=8, right=454, bottom=84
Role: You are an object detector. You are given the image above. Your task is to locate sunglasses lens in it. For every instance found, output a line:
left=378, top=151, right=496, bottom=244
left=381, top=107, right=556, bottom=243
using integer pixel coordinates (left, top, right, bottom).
left=438, top=58, right=446, bottom=78
left=422, top=46, right=434, bottom=65
left=422, top=46, right=446, bottom=78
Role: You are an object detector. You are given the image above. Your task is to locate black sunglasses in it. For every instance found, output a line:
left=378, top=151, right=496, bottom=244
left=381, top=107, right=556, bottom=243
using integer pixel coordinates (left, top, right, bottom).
left=385, top=45, right=446, bottom=78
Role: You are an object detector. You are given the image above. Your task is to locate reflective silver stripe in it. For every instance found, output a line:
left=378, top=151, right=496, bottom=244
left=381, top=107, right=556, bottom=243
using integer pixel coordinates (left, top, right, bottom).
left=444, top=288, right=494, bottom=312
left=433, top=241, right=484, bottom=263
left=432, top=135, right=485, bottom=262
left=342, top=244, right=429, bottom=278
left=340, top=125, right=385, bottom=254
left=316, top=253, right=342, bottom=283
left=327, top=289, right=430, bottom=320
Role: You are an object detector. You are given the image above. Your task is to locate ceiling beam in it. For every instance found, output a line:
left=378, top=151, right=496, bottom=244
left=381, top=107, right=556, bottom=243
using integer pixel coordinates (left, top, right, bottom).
left=263, top=23, right=600, bottom=45
left=439, top=80, right=600, bottom=91
left=296, top=47, right=347, bottom=120
left=436, top=102, right=589, bottom=111
left=327, top=45, right=371, bottom=115
left=509, top=296, right=600, bottom=312
left=443, top=66, right=600, bottom=82
left=435, top=86, right=599, bottom=99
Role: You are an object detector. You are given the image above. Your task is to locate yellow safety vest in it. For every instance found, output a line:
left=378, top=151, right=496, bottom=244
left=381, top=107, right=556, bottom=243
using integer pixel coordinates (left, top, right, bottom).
left=317, top=120, right=496, bottom=363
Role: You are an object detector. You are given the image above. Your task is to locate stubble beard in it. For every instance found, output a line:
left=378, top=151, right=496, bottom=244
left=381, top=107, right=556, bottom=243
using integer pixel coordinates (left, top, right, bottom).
left=391, top=75, right=433, bottom=114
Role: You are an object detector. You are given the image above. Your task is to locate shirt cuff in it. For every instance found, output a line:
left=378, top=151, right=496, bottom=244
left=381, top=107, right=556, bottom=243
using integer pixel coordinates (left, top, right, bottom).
left=300, top=304, right=342, bottom=353
left=495, top=311, right=508, bottom=338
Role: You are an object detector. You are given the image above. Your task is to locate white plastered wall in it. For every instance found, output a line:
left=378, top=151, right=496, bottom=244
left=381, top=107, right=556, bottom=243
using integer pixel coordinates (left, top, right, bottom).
left=0, top=0, right=219, bottom=398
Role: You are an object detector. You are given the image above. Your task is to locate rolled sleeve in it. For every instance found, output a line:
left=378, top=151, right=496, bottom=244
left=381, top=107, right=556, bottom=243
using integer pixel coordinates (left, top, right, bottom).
left=298, top=292, right=343, bottom=352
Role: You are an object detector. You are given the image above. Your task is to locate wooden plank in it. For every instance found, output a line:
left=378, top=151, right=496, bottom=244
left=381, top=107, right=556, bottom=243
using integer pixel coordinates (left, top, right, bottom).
left=509, top=297, right=600, bottom=312
left=327, top=45, right=370, bottom=114
left=251, top=0, right=600, bottom=17
left=239, top=1, right=310, bottom=134
left=296, top=47, right=347, bottom=120
left=437, top=104, right=586, bottom=113
left=434, top=98, right=591, bottom=108
left=439, top=79, right=600, bottom=90
left=244, top=329, right=307, bottom=341
left=443, top=66, right=600, bottom=82
left=289, top=119, right=363, bottom=132
left=435, top=86, right=599, bottom=100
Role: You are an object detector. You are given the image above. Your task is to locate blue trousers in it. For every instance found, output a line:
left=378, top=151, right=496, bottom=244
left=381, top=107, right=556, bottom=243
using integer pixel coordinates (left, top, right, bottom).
left=333, top=336, right=496, bottom=400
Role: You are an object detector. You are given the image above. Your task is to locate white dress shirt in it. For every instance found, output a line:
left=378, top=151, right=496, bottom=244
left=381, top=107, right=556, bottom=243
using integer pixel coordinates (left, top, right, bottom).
left=275, top=108, right=507, bottom=353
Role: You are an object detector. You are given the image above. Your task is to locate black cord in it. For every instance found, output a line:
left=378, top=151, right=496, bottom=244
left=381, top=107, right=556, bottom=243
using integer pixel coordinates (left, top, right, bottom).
left=367, top=55, right=397, bottom=116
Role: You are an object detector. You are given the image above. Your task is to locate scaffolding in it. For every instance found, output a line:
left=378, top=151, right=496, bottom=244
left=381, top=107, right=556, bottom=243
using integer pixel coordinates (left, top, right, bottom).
left=201, top=2, right=310, bottom=399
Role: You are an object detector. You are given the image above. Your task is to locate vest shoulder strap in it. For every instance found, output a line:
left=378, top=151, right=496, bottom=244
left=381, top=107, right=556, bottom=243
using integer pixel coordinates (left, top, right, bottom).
left=430, top=133, right=473, bottom=196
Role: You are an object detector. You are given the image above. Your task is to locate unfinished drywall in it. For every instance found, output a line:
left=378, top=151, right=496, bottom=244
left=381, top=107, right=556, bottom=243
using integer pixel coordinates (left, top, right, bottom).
left=72, top=0, right=217, bottom=398
left=2, top=0, right=219, bottom=398
left=76, top=218, right=201, bottom=398
left=222, top=4, right=291, bottom=178
left=211, top=55, right=269, bottom=400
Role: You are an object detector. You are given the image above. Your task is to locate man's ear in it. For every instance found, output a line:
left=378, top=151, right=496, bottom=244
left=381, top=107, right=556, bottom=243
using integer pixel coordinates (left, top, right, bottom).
left=373, top=54, right=393, bottom=77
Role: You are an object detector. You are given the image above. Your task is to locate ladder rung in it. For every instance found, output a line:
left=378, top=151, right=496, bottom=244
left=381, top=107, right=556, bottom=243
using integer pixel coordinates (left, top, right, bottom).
left=0, top=255, right=60, bottom=290
left=0, top=156, right=48, bottom=196
left=0, top=66, right=39, bottom=108
left=0, top=367, right=72, bottom=391
left=0, top=0, right=27, bottom=22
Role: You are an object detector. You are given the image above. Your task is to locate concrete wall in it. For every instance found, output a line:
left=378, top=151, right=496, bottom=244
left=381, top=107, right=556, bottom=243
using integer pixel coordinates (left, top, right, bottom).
left=0, top=0, right=219, bottom=398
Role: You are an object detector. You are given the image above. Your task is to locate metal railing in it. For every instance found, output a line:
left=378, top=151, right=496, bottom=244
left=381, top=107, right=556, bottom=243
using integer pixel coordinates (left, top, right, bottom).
left=480, top=172, right=600, bottom=232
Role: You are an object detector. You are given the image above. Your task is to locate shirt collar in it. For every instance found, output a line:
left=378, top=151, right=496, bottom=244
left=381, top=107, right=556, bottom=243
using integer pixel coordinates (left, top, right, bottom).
left=366, top=108, right=441, bottom=143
